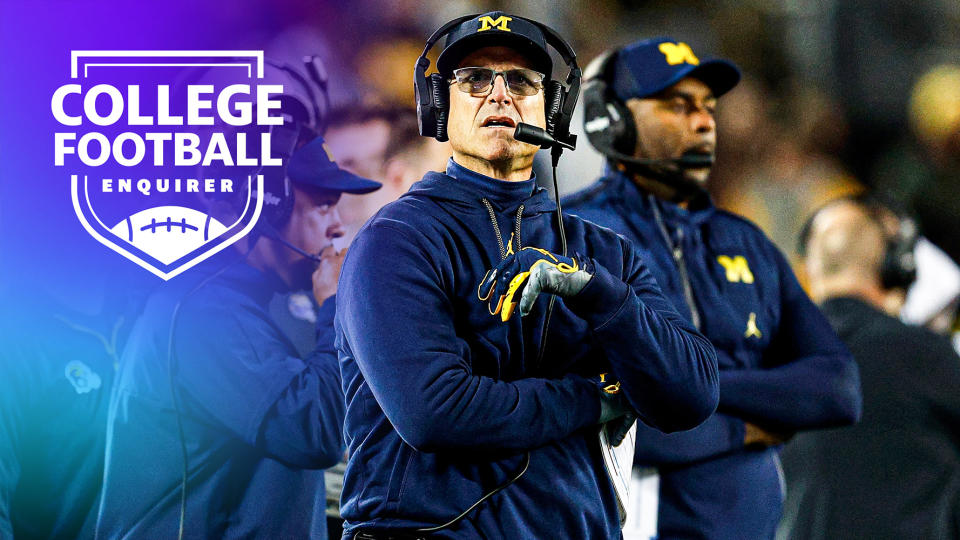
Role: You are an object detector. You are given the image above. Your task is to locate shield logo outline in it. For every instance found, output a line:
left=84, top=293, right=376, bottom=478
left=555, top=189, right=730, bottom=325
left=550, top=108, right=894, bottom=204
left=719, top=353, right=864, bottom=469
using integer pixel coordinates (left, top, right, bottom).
left=71, top=174, right=264, bottom=280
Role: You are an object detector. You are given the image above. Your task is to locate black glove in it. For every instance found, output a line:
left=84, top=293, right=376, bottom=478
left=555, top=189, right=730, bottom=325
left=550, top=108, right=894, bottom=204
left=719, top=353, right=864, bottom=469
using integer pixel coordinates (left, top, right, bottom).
left=604, top=411, right=638, bottom=448
left=595, top=373, right=636, bottom=446
left=477, top=246, right=592, bottom=322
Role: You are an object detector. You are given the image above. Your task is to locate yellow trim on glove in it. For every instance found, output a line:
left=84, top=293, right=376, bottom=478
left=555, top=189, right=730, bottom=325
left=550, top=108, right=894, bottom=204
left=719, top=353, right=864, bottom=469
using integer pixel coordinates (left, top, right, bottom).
left=499, top=249, right=579, bottom=322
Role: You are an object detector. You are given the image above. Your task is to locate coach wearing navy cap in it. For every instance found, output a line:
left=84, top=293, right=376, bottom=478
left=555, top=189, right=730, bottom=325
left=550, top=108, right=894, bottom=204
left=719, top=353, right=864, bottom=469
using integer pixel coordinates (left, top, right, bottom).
left=565, top=38, right=862, bottom=539
left=336, top=14, right=721, bottom=540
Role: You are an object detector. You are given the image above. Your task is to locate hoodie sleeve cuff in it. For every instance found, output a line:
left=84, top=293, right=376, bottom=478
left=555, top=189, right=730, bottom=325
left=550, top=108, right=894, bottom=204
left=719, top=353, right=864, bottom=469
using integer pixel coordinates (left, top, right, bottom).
left=314, top=294, right=337, bottom=346
left=727, top=415, right=746, bottom=450
left=316, top=295, right=336, bottom=324
left=564, top=374, right=603, bottom=427
left=563, top=261, right=632, bottom=329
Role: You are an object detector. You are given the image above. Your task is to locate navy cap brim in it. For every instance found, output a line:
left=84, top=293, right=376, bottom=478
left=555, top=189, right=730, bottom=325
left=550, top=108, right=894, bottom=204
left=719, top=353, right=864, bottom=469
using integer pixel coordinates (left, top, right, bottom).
left=436, top=32, right=552, bottom=77
left=286, top=136, right=382, bottom=194
left=684, top=59, right=741, bottom=97
left=292, top=168, right=382, bottom=195
left=632, top=58, right=741, bottom=99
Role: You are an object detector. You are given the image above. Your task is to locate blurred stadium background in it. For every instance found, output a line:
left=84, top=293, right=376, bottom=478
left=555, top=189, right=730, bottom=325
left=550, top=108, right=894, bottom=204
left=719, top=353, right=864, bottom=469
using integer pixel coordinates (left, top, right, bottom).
left=4, top=0, right=959, bottom=291
left=0, top=2, right=956, bottom=537
left=249, top=0, right=960, bottom=290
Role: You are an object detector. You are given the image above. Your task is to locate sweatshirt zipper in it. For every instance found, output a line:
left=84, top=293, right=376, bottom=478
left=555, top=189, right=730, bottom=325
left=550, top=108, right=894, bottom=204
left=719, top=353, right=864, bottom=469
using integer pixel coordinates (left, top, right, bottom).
left=649, top=195, right=702, bottom=330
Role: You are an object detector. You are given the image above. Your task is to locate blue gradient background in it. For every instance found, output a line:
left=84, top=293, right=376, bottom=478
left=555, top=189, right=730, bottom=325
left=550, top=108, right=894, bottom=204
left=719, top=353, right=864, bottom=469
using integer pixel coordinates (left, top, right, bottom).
left=0, top=0, right=350, bottom=293
left=0, top=3, right=355, bottom=536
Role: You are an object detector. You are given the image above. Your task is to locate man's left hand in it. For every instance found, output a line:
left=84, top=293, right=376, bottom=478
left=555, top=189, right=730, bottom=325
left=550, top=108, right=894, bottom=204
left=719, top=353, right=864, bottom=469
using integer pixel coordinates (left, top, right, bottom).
left=477, top=247, right=592, bottom=322
left=312, top=246, right=347, bottom=306
left=595, top=373, right=637, bottom=446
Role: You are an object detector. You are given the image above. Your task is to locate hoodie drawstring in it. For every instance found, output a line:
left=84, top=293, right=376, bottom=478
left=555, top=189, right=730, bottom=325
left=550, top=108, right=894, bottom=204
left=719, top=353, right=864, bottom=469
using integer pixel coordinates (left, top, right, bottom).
left=481, top=198, right=524, bottom=260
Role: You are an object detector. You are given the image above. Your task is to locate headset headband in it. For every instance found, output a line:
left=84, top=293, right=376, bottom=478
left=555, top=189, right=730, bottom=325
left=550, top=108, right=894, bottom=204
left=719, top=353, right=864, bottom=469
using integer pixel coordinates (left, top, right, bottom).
left=415, top=14, right=580, bottom=93
left=415, top=13, right=580, bottom=144
left=264, top=57, right=331, bottom=138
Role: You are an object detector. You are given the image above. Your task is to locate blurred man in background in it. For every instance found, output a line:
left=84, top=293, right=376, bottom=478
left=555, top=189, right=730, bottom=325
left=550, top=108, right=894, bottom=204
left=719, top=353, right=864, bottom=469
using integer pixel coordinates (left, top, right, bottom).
left=0, top=278, right=144, bottom=539
left=779, top=197, right=960, bottom=540
left=96, top=74, right=381, bottom=536
left=565, top=37, right=862, bottom=539
left=277, top=105, right=447, bottom=350
left=304, top=104, right=448, bottom=536
left=325, top=105, right=450, bottom=241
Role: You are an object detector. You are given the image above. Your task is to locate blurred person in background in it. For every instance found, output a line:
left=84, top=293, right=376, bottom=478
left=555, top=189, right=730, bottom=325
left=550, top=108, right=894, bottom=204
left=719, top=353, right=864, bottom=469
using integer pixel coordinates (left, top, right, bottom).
left=325, top=105, right=450, bottom=241
left=293, top=104, right=448, bottom=538
left=780, top=196, right=960, bottom=540
left=0, top=276, right=144, bottom=539
left=874, top=64, right=960, bottom=288
left=564, top=38, right=862, bottom=539
left=95, top=68, right=382, bottom=537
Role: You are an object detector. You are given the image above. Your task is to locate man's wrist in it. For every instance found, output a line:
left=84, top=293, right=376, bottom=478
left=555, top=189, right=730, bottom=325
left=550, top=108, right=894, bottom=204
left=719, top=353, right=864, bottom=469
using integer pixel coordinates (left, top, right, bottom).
left=563, top=261, right=631, bottom=328
left=562, top=374, right=604, bottom=430
left=728, top=415, right=746, bottom=449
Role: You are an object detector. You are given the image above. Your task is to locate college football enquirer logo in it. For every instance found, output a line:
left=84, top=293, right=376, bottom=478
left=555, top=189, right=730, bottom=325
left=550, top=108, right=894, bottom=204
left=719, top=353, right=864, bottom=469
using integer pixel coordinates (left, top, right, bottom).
left=53, top=51, right=283, bottom=280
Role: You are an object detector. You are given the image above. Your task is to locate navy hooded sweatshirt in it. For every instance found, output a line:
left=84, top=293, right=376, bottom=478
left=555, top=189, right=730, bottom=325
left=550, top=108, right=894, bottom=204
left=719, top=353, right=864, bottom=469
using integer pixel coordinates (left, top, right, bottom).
left=335, top=159, right=719, bottom=538
left=97, top=258, right=344, bottom=539
left=564, top=168, right=862, bottom=539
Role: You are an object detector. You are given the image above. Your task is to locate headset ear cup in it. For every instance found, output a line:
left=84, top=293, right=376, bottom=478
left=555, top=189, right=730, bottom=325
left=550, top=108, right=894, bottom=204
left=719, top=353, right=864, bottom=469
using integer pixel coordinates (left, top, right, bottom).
left=275, top=178, right=295, bottom=228
left=544, top=80, right=564, bottom=137
left=429, top=73, right=450, bottom=142
left=582, top=78, right=633, bottom=155
left=582, top=48, right=639, bottom=157
left=610, top=100, right=636, bottom=155
left=260, top=168, right=294, bottom=229
left=881, top=224, right=918, bottom=290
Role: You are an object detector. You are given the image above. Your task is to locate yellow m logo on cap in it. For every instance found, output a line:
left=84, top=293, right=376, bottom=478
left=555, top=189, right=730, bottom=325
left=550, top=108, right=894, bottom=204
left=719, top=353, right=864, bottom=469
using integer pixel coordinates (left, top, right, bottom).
left=478, top=15, right=512, bottom=32
left=659, top=42, right=700, bottom=66
left=717, top=255, right=754, bottom=284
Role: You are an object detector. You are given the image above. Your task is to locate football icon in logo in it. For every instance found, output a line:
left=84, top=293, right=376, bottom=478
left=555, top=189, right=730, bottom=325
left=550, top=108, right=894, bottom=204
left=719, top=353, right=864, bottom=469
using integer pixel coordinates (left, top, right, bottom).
left=110, top=206, right=229, bottom=265
left=72, top=174, right=263, bottom=280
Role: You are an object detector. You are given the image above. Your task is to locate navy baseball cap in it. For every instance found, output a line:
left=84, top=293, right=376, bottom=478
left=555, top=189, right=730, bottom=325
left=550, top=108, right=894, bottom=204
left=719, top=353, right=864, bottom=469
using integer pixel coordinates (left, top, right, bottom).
left=612, top=37, right=740, bottom=100
left=287, top=136, right=382, bottom=194
left=436, top=12, right=552, bottom=77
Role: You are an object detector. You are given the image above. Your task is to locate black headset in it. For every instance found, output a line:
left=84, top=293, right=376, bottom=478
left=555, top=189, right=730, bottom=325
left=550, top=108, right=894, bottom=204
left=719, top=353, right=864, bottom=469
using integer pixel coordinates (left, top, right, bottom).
left=580, top=48, right=715, bottom=185
left=232, top=56, right=331, bottom=231
left=414, top=14, right=581, bottom=149
left=582, top=49, right=637, bottom=157
left=798, top=194, right=919, bottom=291
left=189, top=55, right=331, bottom=231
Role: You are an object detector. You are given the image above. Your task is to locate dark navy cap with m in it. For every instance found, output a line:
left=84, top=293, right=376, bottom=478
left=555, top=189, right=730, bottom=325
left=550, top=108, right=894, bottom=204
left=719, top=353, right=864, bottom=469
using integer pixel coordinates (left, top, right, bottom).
left=287, top=136, right=381, bottom=194
left=612, top=37, right=740, bottom=100
left=436, top=12, right=553, bottom=77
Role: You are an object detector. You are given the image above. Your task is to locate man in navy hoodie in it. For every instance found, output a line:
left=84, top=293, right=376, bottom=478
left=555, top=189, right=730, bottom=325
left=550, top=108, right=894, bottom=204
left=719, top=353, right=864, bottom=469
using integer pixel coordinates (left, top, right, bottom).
left=96, top=96, right=382, bottom=536
left=564, top=38, right=863, bottom=539
left=336, top=13, right=720, bottom=539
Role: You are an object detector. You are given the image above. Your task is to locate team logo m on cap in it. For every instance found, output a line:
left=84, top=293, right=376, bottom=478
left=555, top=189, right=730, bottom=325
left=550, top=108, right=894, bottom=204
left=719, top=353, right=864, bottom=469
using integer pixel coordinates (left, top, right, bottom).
left=478, top=15, right=512, bottom=32
left=659, top=42, right=699, bottom=66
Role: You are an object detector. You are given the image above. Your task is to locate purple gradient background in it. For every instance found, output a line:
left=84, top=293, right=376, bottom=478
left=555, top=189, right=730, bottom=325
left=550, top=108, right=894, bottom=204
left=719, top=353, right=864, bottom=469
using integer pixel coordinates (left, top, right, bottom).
left=0, top=0, right=349, bottom=290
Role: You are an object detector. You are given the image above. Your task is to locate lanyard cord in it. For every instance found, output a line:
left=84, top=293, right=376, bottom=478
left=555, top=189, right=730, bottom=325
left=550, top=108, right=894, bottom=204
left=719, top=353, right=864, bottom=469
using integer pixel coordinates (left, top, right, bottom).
left=648, top=195, right=701, bottom=330
left=420, top=200, right=530, bottom=535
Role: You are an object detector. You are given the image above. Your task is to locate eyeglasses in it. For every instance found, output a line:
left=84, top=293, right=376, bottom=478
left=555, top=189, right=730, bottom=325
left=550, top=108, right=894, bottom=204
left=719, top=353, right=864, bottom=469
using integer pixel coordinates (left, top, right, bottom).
left=450, top=67, right=545, bottom=97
